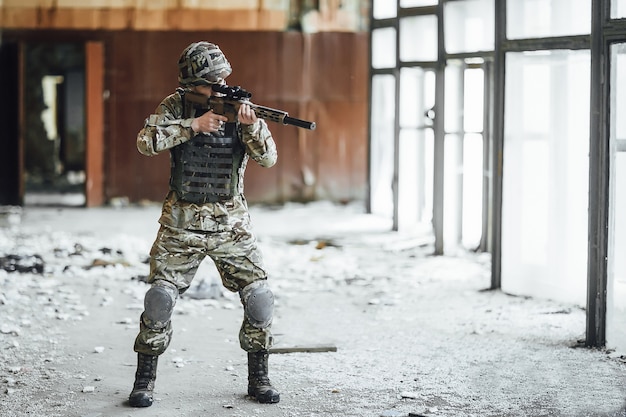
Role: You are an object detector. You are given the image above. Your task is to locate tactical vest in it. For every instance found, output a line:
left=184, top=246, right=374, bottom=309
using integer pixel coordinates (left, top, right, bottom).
left=169, top=91, right=246, bottom=204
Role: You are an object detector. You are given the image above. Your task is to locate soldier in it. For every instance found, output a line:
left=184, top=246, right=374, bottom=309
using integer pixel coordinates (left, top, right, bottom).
left=129, top=41, right=280, bottom=407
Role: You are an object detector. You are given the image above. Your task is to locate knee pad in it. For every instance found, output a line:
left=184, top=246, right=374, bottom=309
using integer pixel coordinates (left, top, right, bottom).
left=143, top=281, right=178, bottom=330
left=240, top=280, right=274, bottom=329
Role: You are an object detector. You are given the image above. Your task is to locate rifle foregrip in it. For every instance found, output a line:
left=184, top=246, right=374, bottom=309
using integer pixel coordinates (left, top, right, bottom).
left=283, top=116, right=316, bottom=130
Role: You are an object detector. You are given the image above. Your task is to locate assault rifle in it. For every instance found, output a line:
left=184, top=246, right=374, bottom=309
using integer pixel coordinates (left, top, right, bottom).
left=184, top=84, right=316, bottom=131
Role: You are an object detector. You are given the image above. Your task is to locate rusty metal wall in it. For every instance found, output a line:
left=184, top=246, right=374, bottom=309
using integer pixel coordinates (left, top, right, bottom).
left=1, top=30, right=368, bottom=205
left=106, top=31, right=368, bottom=204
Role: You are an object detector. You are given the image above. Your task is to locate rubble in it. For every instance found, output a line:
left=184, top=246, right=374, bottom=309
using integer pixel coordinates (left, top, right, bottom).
left=0, top=254, right=44, bottom=274
left=0, top=203, right=624, bottom=417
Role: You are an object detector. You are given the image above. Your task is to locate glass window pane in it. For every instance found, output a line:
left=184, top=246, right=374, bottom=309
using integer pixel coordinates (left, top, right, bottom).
left=609, top=152, right=626, bottom=352
left=373, top=0, right=397, bottom=19
left=444, top=62, right=486, bottom=133
left=445, top=0, right=495, bottom=53
left=443, top=132, right=485, bottom=250
left=370, top=74, right=397, bottom=217
left=398, top=128, right=434, bottom=230
left=400, top=15, right=438, bottom=62
left=464, top=68, right=484, bottom=133
left=607, top=43, right=626, bottom=353
left=444, top=62, right=463, bottom=133
left=502, top=50, right=590, bottom=305
left=462, top=133, right=484, bottom=249
left=372, top=27, right=396, bottom=69
left=612, top=0, right=626, bottom=18
left=612, top=51, right=626, bottom=124
left=400, top=67, right=435, bottom=128
left=507, top=0, right=591, bottom=39
left=400, top=0, right=437, bottom=6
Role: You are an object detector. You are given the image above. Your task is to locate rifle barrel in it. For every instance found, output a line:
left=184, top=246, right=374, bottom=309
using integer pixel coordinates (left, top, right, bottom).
left=283, top=116, right=316, bottom=130
left=251, top=104, right=315, bottom=130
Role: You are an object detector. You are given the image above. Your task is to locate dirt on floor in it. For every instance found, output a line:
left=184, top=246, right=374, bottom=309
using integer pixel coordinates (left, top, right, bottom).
left=0, top=202, right=625, bottom=417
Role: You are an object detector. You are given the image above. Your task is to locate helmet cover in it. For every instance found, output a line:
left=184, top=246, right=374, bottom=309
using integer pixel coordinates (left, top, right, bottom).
left=178, top=41, right=232, bottom=87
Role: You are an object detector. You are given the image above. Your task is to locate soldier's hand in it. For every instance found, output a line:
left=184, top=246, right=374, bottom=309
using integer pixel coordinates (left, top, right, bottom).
left=238, top=103, right=258, bottom=125
left=192, top=110, right=228, bottom=134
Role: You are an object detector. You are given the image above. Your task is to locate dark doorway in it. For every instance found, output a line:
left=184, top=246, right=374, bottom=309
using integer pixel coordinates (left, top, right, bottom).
left=0, top=42, right=21, bottom=206
left=23, top=42, right=86, bottom=206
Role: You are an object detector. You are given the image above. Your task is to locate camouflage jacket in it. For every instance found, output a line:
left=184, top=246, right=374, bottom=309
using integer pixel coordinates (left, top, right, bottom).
left=137, top=90, right=277, bottom=167
left=136, top=90, right=277, bottom=231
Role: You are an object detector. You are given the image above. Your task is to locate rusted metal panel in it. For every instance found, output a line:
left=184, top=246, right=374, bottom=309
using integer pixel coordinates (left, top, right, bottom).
left=2, top=30, right=368, bottom=205
left=85, top=41, right=105, bottom=207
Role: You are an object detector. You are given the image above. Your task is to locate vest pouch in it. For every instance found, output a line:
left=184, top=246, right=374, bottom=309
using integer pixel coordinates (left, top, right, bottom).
left=170, top=123, right=243, bottom=204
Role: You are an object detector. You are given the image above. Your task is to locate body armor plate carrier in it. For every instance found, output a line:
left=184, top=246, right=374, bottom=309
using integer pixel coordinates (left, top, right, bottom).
left=170, top=121, right=244, bottom=204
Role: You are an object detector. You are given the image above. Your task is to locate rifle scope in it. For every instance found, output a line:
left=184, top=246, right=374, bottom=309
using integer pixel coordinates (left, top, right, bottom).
left=212, top=84, right=252, bottom=100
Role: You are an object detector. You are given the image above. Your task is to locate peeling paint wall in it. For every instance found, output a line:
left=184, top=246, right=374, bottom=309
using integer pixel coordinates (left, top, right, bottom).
left=0, top=0, right=369, bottom=32
left=1, top=0, right=371, bottom=205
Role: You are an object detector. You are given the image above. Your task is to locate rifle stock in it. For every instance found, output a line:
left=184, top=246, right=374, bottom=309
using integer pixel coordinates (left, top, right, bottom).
left=184, top=88, right=316, bottom=131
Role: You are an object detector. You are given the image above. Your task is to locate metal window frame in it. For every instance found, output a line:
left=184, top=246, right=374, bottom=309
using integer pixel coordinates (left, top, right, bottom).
left=368, top=3, right=626, bottom=348
left=587, top=1, right=626, bottom=347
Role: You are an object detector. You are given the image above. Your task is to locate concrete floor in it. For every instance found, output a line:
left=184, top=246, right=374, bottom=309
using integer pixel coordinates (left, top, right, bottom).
left=0, top=202, right=625, bottom=417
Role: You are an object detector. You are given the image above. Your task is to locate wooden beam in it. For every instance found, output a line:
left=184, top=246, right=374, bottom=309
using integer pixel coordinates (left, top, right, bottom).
left=269, top=345, right=338, bottom=354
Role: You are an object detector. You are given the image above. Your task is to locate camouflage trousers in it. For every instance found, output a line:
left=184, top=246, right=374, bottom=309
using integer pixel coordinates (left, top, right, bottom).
left=133, top=193, right=273, bottom=356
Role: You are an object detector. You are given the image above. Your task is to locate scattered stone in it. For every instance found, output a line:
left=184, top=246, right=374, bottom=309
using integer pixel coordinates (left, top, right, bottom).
left=185, top=279, right=222, bottom=300
left=399, top=391, right=419, bottom=399
left=0, top=254, right=44, bottom=274
left=99, top=247, right=123, bottom=256
left=0, top=206, right=22, bottom=229
left=109, top=196, right=130, bottom=208
left=100, top=296, right=114, bottom=307
left=86, top=258, right=131, bottom=269
left=0, top=324, right=20, bottom=336
left=381, top=410, right=406, bottom=417
left=71, top=243, right=85, bottom=256
left=94, top=346, right=105, bottom=353
left=131, top=274, right=149, bottom=283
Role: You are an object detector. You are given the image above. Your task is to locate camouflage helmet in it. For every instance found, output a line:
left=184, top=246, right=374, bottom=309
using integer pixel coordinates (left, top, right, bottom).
left=177, top=41, right=232, bottom=87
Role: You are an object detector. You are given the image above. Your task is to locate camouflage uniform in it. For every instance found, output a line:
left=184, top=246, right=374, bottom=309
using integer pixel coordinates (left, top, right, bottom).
left=129, top=41, right=281, bottom=408
left=134, top=91, right=278, bottom=356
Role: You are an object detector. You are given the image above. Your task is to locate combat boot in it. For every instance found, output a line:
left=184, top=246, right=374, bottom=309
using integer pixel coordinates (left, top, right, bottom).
left=247, top=350, right=280, bottom=404
left=129, top=353, right=158, bottom=407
